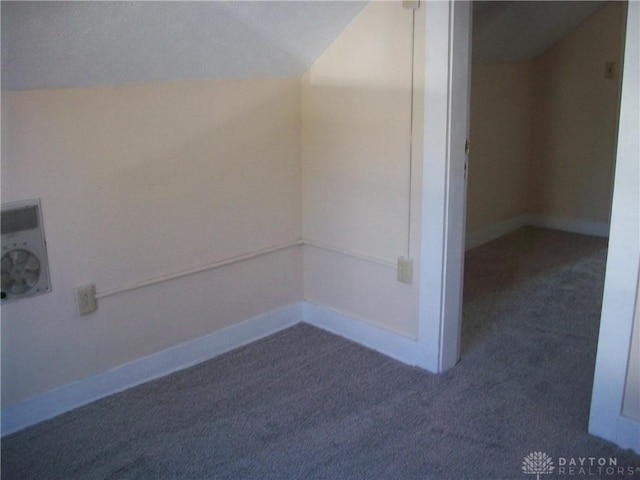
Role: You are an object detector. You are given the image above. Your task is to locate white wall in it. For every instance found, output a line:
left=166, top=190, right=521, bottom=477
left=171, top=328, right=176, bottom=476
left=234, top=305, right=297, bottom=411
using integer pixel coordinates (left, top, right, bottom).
left=1, top=78, right=303, bottom=406
left=302, top=1, right=419, bottom=337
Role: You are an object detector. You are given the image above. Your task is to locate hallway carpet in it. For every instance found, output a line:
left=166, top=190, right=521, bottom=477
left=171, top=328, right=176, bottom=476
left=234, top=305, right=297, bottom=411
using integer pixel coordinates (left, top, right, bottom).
left=2, top=227, right=639, bottom=479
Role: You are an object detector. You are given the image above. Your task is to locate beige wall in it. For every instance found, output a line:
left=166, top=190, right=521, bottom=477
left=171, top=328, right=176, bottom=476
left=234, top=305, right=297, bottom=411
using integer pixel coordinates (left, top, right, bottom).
left=530, top=2, right=624, bottom=222
left=1, top=78, right=303, bottom=406
left=467, top=62, right=534, bottom=234
left=2, top=1, right=425, bottom=407
left=302, top=1, right=419, bottom=337
left=6, top=0, right=625, bottom=412
left=467, top=2, right=624, bottom=237
left=302, top=1, right=412, bottom=262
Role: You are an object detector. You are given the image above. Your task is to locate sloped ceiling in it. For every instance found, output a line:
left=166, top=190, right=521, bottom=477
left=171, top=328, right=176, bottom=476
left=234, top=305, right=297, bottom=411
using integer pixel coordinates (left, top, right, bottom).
left=473, top=1, right=607, bottom=63
left=2, top=1, right=610, bottom=90
left=1, top=1, right=367, bottom=90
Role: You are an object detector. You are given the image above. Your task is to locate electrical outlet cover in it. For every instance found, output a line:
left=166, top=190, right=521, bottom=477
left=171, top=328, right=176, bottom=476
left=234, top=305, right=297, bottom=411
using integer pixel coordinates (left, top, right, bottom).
left=76, top=284, right=97, bottom=316
left=397, top=257, right=413, bottom=284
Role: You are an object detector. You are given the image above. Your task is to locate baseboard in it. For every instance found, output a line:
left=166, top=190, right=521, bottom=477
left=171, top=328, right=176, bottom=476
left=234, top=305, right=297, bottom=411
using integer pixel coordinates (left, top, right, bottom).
left=527, top=214, right=610, bottom=238
left=466, top=214, right=610, bottom=251
left=2, top=300, right=420, bottom=436
left=303, top=301, right=421, bottom=367
left=465, top=214, right=529, bottom=251
left=1, top=303, right=302, bottom=436
left=0, top=211, right=612, bottom=437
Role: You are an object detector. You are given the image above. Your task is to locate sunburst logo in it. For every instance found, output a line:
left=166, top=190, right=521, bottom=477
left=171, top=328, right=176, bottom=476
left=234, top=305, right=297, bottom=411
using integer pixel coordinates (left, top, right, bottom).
left=522, top=451, right=555, bottom=480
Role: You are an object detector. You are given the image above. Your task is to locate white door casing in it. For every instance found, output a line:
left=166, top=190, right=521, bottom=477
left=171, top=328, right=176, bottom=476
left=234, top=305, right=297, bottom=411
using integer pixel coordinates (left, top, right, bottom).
left=589, top=1, right=640, bottom=453
left=419, top=0, right=640, bottom=451
left=418, top=0, right=472, bottom=373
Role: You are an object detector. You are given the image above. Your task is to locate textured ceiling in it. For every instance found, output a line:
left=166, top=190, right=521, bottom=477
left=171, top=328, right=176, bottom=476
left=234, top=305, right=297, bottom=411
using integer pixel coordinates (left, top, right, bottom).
left=472, top=1, right=607, bottom=63
left=1, top=1, right=367, bottom=90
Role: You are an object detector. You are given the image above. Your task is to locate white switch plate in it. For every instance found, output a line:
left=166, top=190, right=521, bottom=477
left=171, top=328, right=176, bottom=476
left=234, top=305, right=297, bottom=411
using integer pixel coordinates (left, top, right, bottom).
left=76, top=284, right=97, bottom=316
left=397, top=257, right=413, bottom=284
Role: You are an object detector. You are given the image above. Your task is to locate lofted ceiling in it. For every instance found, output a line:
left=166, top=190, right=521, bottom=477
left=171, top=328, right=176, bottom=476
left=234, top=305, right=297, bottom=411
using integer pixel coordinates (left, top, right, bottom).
left=473, top=1, right=607, bottom=63
left=2, top=1, right=609, bottom=90
left=1, top=1, right=367, bottom=90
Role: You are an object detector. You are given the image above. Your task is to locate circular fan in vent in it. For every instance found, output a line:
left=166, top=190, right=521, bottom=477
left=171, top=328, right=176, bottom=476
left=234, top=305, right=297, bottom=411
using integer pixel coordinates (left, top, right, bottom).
left=1, top=249, right=41, bottom=296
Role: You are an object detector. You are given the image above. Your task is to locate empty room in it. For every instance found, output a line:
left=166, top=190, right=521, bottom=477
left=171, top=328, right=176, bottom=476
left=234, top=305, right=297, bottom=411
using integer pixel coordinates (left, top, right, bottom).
left=1, top=1, right=638, bottom=478
left=463, top=1, right=622, bottom=391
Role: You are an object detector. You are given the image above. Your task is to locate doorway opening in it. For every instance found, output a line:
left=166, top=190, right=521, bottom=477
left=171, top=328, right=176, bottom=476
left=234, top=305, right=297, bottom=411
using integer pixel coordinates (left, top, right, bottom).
left=461, top=1, right=626, bottom=358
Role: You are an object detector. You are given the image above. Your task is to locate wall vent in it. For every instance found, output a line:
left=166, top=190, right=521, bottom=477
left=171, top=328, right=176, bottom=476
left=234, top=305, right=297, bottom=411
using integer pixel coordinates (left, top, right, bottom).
left=1, top=199, right=51, bottom=303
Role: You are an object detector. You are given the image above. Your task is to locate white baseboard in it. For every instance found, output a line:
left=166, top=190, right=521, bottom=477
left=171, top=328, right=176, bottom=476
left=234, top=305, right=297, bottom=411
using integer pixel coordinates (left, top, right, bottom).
left=2, top=300, right=420, bottom=436
left=0, top=210, right=613, bottom=438
left=527, top=214, right=610, bottom=238
left=466, top=214, right=610, bottom=251
left=303, top=301, right=420, bottom=367
left=1, top=303, right=302, bottom=436
left=4, top=296, right=632, bottom=455
left=465, top=214, right=529, bottom=251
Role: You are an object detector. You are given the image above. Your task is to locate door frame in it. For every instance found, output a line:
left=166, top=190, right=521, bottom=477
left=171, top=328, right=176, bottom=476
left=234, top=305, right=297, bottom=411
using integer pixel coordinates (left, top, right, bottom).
left=418, top=0, right=640, bottom=451
left=589, top=1, right=640, bottom=452
left=417, top=0, right=471, bottom=373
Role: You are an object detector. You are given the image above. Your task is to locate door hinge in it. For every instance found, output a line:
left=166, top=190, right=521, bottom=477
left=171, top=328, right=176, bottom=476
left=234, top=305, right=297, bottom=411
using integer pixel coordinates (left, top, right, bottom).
left=465, top=139, right=471, bottom=156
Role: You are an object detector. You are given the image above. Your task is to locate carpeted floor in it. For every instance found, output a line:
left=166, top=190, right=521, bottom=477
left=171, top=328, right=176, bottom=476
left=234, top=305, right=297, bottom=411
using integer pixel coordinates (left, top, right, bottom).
left=2, top=227, right=639, bottom=479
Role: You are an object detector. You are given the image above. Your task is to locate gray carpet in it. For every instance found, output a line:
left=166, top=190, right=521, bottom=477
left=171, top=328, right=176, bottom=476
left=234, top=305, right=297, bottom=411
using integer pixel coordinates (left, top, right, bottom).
left=2, top=227, right=640, bottom=479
